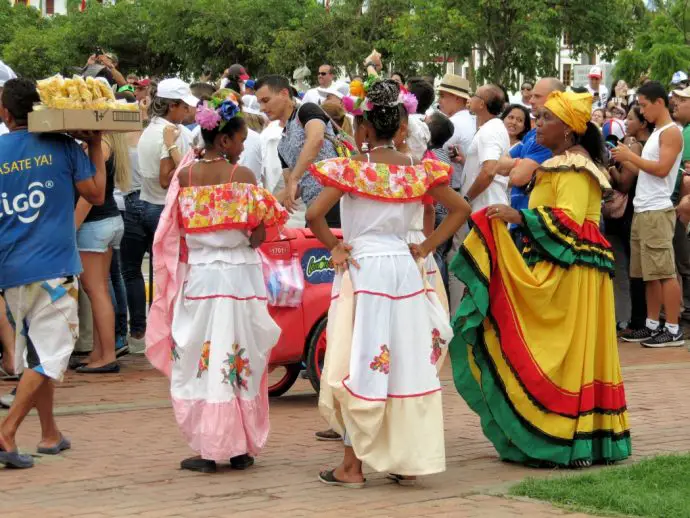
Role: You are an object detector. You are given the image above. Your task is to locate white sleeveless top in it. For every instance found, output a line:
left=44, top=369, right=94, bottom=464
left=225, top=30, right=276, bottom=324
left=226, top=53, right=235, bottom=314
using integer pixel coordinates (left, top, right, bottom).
left=634, top=122, right=684, bottom=212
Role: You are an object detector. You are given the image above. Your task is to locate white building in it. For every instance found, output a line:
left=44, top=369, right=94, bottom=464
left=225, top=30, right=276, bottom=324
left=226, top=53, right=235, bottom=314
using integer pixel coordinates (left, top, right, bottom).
left=10, top=0, right=114, bottom=16
left=444, top=34, right=612, bottom=91
left=11, top=0, right=68, bottom=15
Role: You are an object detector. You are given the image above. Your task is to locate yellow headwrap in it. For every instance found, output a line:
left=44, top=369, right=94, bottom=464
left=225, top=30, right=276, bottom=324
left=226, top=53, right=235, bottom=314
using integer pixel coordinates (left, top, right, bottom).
left=544, top=91, right=593, bottom=135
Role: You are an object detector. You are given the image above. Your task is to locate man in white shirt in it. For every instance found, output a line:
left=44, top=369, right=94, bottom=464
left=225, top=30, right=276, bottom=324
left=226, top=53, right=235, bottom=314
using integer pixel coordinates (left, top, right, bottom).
left=509, top=81, right=534, bottom=108
left=302, top=64, right=335, bottom=106
left=448, top=84, right=510, bottom=313
left=462, top=85, right=511, bottom=210
left=587, top=66, right=609, bottom=109
left=239, top=128, right=263, bottom=183
left=436, top=73, right=476, bottom=189
left=0, top=60, right=17, bottom=136
left=612, top=81, right=685, bottom=348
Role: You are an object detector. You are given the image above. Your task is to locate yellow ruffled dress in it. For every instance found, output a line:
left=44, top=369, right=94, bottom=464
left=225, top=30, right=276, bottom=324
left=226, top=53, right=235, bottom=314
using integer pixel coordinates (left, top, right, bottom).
left=450, top=152, right=631, bottom=466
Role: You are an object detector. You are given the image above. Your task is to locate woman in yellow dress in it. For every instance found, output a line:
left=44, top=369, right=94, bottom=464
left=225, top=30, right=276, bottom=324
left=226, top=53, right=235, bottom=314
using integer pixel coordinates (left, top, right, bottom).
left=450, top=91, right=631, bottom=468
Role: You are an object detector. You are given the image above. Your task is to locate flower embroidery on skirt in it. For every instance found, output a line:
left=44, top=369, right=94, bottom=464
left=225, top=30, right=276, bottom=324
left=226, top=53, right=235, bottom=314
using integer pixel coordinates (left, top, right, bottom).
left=170, top=342, right=181, bottom=362
left=196, top=341, right=211, bottom=377
left=369, top=345, right=390, bottom=374
left=221, top=343, right=252, bottom=389
left=430, top=328, right=446, bottom=365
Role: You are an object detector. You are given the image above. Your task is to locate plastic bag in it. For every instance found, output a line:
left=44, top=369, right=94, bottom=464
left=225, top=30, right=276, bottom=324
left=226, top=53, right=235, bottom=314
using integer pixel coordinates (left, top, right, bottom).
left=259, top=251, right=304, bottom=307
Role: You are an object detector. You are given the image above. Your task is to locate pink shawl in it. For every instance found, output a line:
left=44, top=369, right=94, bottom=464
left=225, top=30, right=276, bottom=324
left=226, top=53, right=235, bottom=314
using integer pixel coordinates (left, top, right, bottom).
left=145, top=150, right=196, bottom=378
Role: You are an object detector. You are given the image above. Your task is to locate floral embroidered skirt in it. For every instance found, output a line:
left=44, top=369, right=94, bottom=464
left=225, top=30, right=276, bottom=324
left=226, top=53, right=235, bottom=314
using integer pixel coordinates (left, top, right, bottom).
left=170, top=260, right=281, bottom=462
left=319, top=254, right=451, bottom=476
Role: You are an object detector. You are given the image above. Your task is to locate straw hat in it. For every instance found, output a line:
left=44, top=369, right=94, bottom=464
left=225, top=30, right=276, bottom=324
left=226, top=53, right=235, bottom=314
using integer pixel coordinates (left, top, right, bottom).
left=437, top=74, right=471, bottom=100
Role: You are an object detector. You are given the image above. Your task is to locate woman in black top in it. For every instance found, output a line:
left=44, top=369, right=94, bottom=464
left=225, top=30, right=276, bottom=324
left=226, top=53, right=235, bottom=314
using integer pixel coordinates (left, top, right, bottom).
left=609, top=105, right=652, bottom=339
left=74, top=133, right=130, bottom=373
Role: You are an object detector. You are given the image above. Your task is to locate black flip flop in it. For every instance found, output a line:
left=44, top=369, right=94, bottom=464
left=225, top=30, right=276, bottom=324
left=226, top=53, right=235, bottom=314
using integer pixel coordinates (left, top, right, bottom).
left=318, top=469, right=365, bottom=489
left=68, top=357, right=88, bottom=370
left=75, top=362, right=120, bottom=374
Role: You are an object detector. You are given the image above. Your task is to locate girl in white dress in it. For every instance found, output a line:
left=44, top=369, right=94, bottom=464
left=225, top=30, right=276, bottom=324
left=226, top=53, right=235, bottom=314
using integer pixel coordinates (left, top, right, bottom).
left=306, top=79, right=470, bottom=487
left=146, top=96, right=288, bottom=473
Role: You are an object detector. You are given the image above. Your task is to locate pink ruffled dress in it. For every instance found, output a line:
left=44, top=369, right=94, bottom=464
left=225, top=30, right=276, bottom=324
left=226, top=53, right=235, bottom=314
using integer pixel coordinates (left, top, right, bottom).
left=146, top=155, right=288, bottom=461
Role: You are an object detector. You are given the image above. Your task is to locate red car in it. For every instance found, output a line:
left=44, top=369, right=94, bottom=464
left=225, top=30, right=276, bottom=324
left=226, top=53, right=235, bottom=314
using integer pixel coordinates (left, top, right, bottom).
left=260, top=227, right=341, bottom=397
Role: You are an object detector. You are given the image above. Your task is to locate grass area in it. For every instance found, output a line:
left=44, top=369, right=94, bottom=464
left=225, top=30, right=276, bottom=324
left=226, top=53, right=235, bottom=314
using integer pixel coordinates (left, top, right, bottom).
left=510, top=455, right=690, bottom=518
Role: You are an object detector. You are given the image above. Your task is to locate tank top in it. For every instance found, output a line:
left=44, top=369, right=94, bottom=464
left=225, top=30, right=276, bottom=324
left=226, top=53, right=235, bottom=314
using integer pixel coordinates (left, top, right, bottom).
left=633, top=122, right=684, bottom=212
left=84, top=156, right=120, bottom=222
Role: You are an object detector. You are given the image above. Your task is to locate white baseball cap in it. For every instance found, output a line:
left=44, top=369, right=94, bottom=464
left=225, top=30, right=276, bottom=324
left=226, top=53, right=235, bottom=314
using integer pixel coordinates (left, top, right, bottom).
left=672, top=71, right=689, bottom=85
left=0, top=61, right=17, bottom=87
left=588, top=66, right=603, bottom=79
left=317, top=86, right=344, bottom=100
left=157, top=78, right=199, bottom=107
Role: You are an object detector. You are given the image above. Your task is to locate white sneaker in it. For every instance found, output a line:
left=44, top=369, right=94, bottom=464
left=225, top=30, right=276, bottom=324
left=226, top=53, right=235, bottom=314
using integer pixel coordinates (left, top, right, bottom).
left=128, top=335, right=146, bottom=355
left=0, top=389, right=16, bottom=408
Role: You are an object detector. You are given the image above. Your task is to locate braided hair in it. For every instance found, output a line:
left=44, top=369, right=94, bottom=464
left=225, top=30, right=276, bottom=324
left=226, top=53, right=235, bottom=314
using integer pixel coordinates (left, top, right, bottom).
left=364, top=79, right=401, bottom=140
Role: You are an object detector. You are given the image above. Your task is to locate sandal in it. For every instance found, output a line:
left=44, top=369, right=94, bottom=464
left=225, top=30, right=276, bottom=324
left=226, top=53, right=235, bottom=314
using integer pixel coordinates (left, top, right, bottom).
left=0, top=433, right=33, bottom=469
left=0, top=450, right=34, bottom=469
left=37, top=435, right=71, bottom=455
left=386, top=473, right=417, bottom=486
left=315, top=429, right=342, bottom=441
left=570, top=458, right=593, bottom=469
left=318, top=469, right=365, bottom=489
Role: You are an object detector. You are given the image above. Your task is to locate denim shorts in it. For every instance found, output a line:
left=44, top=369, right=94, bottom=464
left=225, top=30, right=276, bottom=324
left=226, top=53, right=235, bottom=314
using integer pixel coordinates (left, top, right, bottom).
left=77, top=215, right=125, bottom=253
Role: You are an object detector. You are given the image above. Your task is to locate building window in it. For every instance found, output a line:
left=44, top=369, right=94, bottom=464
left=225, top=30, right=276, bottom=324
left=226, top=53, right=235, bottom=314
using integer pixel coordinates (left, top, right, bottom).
left=562, top=64, right=572, bottom=86
left=14, top=0, right=29, bottom=5
left=46, top=0, right=54, bottom=14
left=563, top=32, right=573, bottom=48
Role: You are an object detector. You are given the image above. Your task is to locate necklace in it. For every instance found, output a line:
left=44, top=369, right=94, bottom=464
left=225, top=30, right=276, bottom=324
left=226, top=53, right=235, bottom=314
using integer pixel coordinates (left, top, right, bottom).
left=197, top=156, right=227, bottom=163
left=369, top=143, right=396, bottom=152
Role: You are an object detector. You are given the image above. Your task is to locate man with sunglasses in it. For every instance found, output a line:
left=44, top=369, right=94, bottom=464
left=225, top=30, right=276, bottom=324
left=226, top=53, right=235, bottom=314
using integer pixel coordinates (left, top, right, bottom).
left=302, top=64, right=335, bottom=105
left=511, top=81, right=534, bottom=108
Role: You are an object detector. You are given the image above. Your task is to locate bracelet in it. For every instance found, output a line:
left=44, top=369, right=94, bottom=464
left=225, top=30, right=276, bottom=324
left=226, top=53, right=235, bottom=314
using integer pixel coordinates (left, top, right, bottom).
left=365, top=62, right=377, bottom=69
left=463, top=195, right=471, bottom=204
left=167, top=144, right=178, bottom=153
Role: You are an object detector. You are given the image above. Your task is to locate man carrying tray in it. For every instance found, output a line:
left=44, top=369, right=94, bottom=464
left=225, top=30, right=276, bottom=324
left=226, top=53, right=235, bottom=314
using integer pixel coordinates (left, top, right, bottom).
left=0, top=78, right=106, bottom=469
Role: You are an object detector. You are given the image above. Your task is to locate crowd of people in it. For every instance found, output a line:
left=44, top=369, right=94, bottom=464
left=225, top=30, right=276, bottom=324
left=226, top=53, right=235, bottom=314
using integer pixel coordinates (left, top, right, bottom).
left=0, top=48, right=687, bottom=483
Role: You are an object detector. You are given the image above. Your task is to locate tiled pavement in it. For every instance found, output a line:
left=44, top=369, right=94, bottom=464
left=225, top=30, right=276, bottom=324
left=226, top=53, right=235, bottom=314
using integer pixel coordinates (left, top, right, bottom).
left=1, top=342, right=689, bottom=517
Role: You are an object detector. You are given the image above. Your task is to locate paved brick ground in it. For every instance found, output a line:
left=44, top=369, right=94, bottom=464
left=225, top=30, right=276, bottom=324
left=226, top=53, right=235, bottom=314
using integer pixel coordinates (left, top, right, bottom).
left=1, top=341, right=689, bottom=517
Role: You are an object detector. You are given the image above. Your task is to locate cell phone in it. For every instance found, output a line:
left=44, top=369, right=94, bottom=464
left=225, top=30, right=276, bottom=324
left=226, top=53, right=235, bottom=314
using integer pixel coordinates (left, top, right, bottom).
left=449, top=145, right=459, bottom=158
left=94, top=46, right=103, bottom=57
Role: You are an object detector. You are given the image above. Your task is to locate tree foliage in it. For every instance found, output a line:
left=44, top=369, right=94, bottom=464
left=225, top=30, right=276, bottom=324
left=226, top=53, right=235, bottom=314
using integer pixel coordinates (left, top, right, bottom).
left=615, top=0, right=690, bottom=85
left=0, top=0, right=647, bottom=89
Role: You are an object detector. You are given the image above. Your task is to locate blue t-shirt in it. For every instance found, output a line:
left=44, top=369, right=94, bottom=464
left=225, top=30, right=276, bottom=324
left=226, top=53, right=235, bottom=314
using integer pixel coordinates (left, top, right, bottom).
left=0, top=130, right=95, bottom=289
left=509, top=128, right=552, bottom=212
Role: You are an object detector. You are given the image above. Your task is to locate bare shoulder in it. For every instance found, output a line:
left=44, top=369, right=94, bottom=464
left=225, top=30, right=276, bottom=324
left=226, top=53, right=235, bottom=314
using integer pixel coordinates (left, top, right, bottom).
left=178, top=164, right=193, bottom=187
left=232, top=165, right=257, bottom=186
left=660, top=125, right=683, bottom=145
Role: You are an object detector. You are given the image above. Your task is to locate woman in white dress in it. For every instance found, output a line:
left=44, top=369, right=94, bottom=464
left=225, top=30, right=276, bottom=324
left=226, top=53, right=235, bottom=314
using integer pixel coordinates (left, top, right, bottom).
left=146, top=95, right=288, bottom=473
left=306, top=79, right=470, bottom=487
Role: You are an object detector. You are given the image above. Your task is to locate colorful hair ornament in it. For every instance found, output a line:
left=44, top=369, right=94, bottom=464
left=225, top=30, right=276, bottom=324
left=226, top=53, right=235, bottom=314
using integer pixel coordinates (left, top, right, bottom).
left=195, top=96, right=242, bottom=131
left=400, top=92, right=418, bottom=115
left=195, top=101, right=222, bottom=130
left=344, top=74, right=387, bottom=116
